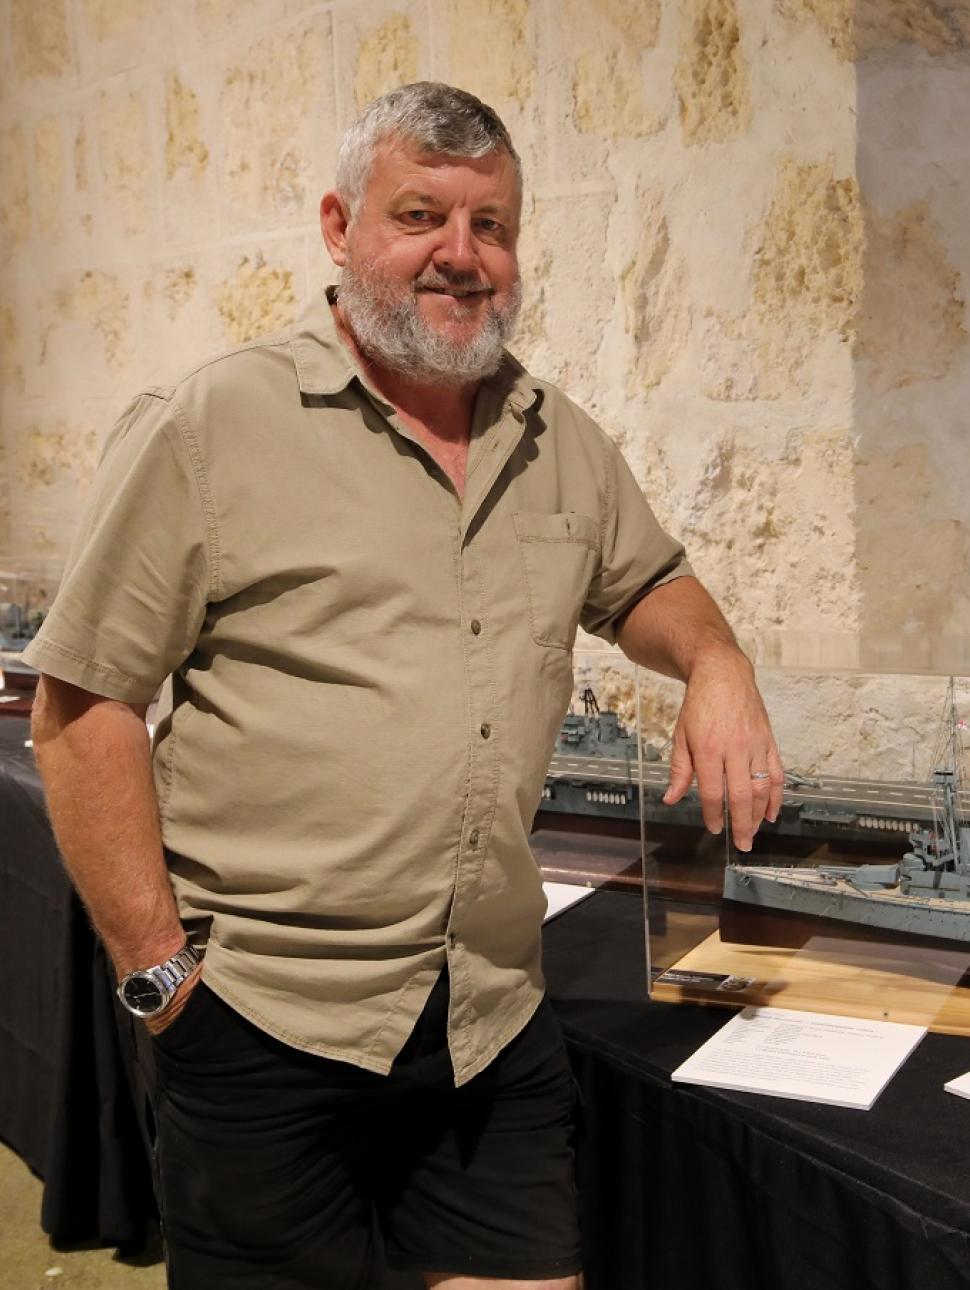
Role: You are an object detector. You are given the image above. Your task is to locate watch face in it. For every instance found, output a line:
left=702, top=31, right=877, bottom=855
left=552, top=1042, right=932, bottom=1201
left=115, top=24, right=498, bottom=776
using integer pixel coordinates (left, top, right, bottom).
left=121, top=972, right=166, bottom=1016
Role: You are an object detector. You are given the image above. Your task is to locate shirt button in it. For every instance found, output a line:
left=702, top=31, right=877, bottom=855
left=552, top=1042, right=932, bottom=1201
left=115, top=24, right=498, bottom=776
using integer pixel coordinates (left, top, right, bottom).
left=469, top=828, right=480, bottom=847
left=447, top=932, right=457, bottom=948
left=470, top=619, right=482, bottom=635
left=480, top=722, right=491, bottom=740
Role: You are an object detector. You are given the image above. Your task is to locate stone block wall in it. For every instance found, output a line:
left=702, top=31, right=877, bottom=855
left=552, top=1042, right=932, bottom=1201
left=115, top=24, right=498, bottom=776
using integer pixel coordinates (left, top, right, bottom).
left=1, top=0, right=968, bottom=774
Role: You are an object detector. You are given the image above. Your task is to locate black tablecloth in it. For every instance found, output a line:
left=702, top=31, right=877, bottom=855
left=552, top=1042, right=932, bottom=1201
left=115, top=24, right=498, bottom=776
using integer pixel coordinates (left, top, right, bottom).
left=543, top=888, right=970, bottom=1290
left=0, top=717, right=155, bottom=1247
left=4, top=714, right=970, bottom=1286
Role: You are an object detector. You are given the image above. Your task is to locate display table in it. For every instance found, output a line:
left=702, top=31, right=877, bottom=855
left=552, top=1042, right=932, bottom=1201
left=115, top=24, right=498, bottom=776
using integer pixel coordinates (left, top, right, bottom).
left=3, top=718, right=970, bottom=1287
left=543, top=889, right=970, bottom=1290
left=0, top=717, right=155, bottom=1247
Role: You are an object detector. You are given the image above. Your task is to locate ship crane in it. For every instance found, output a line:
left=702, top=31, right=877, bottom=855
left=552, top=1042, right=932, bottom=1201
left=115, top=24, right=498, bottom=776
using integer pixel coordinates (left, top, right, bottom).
left=579, top=686, right=600, bottom=718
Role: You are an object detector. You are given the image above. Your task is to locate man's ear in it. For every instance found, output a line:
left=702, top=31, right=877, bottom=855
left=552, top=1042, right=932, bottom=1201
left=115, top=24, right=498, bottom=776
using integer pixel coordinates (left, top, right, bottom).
left=320, top=191, right=351, bottom=267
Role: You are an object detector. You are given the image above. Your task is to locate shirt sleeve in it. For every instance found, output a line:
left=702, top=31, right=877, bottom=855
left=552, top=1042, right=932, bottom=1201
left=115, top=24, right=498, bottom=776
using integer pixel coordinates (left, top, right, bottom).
left=580, top=435, right=693, bottom=645
left=22, top=390, right=213, bottom=703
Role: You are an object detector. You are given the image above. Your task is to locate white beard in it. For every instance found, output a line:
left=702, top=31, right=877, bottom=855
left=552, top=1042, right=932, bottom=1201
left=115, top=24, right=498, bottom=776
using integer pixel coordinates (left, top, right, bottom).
left=337, top=259, right=522, bottom=387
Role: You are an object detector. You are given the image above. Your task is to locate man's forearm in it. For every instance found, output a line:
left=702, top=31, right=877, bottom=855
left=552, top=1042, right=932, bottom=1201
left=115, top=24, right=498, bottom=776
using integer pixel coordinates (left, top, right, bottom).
left=615, top=575, right=750, bottom=682
left=31, top=677, right=186, bottom=977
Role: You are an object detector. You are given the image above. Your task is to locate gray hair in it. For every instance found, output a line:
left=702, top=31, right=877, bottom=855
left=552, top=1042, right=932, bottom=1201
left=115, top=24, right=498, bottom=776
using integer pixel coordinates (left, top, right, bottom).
left=335, top=82, right=522, bottom=218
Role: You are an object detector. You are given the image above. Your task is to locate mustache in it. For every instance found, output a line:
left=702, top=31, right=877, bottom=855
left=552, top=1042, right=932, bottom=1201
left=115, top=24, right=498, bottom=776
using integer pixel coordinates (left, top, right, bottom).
left=413, top=267, right=494, bottom=294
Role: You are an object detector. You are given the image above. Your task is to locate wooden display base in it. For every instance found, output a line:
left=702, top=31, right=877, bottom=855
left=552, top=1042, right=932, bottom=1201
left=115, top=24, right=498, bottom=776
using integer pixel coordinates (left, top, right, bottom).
left=651, top=930, right=970, bottom=1036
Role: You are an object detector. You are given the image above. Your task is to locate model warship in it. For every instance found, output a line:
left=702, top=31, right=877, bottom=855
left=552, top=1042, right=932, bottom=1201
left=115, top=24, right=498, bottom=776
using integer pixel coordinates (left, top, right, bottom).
left=720, top=680, right=970, bottom=952
left=541, top=684, right=967, bottom=842
left=540, top=684, right=667, bottom=822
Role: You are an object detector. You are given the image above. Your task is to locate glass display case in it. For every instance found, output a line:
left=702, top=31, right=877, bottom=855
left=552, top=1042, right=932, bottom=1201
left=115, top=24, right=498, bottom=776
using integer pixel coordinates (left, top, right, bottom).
left=643, top=667, right=970, bottom=1035
left=531, top=647, right=647, bottom=894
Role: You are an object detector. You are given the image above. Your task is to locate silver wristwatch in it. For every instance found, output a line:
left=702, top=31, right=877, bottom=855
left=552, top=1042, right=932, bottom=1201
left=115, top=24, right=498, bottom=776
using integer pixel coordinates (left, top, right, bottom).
left=116, top=942, right=203, bottom=1018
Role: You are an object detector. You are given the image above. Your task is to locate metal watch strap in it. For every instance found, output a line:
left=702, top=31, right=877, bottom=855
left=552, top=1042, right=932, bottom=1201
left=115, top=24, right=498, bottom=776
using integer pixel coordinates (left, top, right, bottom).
left=157, top=941, right=203, bottom=991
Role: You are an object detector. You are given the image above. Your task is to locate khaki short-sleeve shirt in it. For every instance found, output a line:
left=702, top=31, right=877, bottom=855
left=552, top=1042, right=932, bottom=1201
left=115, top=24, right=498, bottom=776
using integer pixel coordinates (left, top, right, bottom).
left=26, top=291, right=692, bottom=1085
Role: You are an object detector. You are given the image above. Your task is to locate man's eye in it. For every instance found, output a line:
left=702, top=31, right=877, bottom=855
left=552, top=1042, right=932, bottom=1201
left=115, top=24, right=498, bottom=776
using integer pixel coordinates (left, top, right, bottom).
left=404, top=210, right=433, bottom=223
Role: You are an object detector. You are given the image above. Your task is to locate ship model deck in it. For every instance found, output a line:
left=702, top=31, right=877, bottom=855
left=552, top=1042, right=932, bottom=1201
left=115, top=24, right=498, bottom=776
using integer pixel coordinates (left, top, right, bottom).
left=541, top=685, right=967, bottom=845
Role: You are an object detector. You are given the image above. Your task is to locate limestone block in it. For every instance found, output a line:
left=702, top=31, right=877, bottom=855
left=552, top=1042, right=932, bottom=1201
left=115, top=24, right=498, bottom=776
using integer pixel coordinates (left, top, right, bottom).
left=677, top=0, right=750, bottom=145
left=856, top=441, right=970, bottom=640
left=33, top=116, right=64, bottom=237
left=0, top=126, right=30, bottom=246
left=82, top=0, right=152, bottom=42
left=1, top=409, right=106, bottom=561
left=569, top=0, right=664, bottom=138
left=780, top=0, right=970, bottom=61
left=510, top=192, right=615, bottom=406
left=220, top=18, right=333, bottom=230
left=140, top=257, right=213, bottom=384
left=703, top=155, right=863, bottom=400
left=173, top=0, right=290, bottom=45
left=659, top=427, right=859, bottom=637
left=565, top=659, right=966, bottom=784
left=1, top=305, right=24, bottom=394
left=43, top=271, right=132, bottom=378
left=159, top=66, right=216, bottom=244
left=354, top=12, right=420, bottom=110
left=856, top=200, right=967, bottom=393
left=760, top=671, right=970, bottom=783
left=95, top=85, right=154, bottom=236
left=74, top=122, right=88, bottom=192
left=510, top=198, right=554, bottom=372
left=17, top=423, right=101, bottom=492
left=445, top=0, right=534, bottom=110
left=166, top=73, right=209, bottom=181
left=77, top=0, right=173, bottom=78
left=215, top=252, right=299, bottom=345
left=157, top=266, right=199, bottom=320
left=10, top=0, right=74, bottom=80
left=698, top=309, right=767, bottom=402
left=621, top=185, right=692, bottom=391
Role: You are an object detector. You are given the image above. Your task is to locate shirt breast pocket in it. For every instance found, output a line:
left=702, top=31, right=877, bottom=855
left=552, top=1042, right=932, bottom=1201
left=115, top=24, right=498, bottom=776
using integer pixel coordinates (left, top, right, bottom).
left=513, top=511, right=600, bottom=651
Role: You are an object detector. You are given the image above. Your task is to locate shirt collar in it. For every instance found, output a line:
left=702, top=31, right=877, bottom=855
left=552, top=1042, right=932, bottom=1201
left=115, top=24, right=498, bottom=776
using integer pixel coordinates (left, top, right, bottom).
left=289, top=285, right=541, bottom=415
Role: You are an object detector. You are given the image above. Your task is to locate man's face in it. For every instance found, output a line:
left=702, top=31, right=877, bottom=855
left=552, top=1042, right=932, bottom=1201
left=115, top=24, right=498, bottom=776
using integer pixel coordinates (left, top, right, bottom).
left=324, top=139, right=522, bottom=385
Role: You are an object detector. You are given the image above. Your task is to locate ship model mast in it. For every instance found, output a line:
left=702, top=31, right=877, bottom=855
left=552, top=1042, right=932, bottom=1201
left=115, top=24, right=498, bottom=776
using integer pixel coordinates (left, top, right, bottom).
left=908, top=677, right=970, bottom=878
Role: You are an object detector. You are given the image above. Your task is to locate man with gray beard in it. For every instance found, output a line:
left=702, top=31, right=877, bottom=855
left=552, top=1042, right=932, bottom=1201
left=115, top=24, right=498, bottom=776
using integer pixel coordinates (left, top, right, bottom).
left=27, top=83, right=783, bottom=1289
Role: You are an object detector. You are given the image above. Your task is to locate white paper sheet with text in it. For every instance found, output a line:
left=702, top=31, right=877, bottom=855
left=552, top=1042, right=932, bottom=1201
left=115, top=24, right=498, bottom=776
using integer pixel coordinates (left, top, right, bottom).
left=671, top=1006, right=926, bottom=1110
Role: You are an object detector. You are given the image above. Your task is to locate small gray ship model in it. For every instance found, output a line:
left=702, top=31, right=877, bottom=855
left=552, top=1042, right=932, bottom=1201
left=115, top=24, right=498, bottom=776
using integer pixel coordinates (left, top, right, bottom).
left=541, top=684, right=664, bottom=821
left=720, top=680, right=970, bottom=952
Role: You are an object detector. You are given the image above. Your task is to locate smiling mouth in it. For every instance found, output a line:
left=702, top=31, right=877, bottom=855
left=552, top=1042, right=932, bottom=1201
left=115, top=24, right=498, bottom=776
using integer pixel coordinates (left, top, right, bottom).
left=418, top=285, right=491, bottom=298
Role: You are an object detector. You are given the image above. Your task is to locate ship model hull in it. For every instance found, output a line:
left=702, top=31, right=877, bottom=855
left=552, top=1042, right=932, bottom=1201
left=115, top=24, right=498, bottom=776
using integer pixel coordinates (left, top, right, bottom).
left=720, top=681, right=970, bottom=958
left=720, top=865, right=970, bottom=955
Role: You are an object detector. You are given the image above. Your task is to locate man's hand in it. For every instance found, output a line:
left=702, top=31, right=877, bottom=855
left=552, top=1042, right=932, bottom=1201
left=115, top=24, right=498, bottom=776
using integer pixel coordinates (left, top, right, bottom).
left=662, top=649, right=784, bottom=851
left=144, top=963, right=205, bottom=1037
left=615, top=577, right=784, bottom=851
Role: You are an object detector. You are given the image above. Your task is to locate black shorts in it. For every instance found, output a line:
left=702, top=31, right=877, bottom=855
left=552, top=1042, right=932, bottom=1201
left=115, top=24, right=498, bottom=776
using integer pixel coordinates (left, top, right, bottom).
left=149, top=972, right=582, bottom=1288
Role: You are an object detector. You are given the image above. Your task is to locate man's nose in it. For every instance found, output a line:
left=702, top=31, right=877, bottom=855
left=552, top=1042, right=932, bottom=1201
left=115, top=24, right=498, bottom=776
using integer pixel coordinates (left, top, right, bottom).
left=433, top=213, right=478, bottom=273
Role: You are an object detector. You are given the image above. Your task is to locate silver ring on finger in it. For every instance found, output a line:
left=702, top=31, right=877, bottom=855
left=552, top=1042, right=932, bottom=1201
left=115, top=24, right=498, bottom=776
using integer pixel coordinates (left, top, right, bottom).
left=750, top=770, right=770, bottom=780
